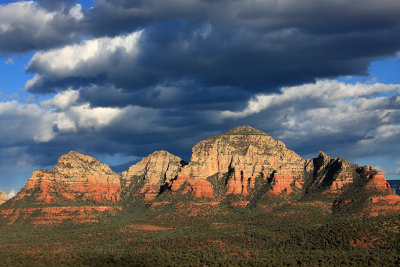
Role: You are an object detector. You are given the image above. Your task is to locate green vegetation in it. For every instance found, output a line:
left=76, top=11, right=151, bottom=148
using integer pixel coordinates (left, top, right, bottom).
left=0, top=202, right=399, bottom=266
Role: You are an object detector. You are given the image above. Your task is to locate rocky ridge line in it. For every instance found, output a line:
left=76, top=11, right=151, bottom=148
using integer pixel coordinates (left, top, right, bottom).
left=0, top=125, right=399, bottom=225
left=0, top=151, right=121, bottom=225
left=121, top=150, right=186, bottom=201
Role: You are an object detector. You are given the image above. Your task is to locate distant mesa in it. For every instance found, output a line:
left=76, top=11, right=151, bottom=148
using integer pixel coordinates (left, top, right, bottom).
left=1, top=126, right=399, bottom=225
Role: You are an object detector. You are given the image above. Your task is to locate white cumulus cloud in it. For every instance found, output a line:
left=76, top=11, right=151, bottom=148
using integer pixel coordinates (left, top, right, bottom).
left=25, top=30, right=143, bottom=91
left=220, top=79, right=400, bottom=164
left=41, top=89, right=80, bottom=109
left=0, top=1, right=82, bottom=53
left=221, top=80, right=400, bottom=118
left=0, top=101, right=57, bottom=143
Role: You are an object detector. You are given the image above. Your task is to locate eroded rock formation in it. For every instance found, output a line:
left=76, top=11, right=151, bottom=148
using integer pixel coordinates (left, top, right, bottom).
left=0, top=151, right=121, bottom=225
left=305, top=152, right=393, bottom=194
left=1, top=126, right=399, bottom=225
left=121, top=150, right=186, bottom=201
left=170, top=126, right=305, bottom=197
left=14, top=151, right=121, bottom=204
left=305, top=151, right=358, bottom=194
left=357, top=165, right=392, bottom=192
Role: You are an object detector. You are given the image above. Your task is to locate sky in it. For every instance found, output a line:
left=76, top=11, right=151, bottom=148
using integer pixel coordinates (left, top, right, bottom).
left=0, top=0, right=400, bottom=197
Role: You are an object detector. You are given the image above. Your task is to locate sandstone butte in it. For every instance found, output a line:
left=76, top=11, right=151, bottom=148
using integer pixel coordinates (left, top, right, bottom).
left=0, top=126, right=399, bottom=225
left=0, top=151, right=121, bottom=225
left=121, top=150, right=186, bottom=201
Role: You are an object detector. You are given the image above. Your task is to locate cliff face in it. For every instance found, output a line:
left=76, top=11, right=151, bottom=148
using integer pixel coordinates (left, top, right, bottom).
left=304, top=151, right=359, bottom=194
left=1, top=126, right=399, bottom=225
left=0, top=191, right=7, bottom=205
left=121, top=150, right=185, bottom=201
left=0, top=151, right=121, bottom=225
left=171, top=126, right=305, bottom=198
left=305, top=152, right=393, bottom=195
left=15, top=151, right=121, bottom=204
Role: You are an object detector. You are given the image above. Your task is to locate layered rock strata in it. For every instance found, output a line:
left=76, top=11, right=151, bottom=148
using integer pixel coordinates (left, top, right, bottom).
left=1, top=126, right=399, bottom=225
left=305, top=152, right=393, bottom=194
left=170, top=126, right=305, bottom=197
left=121, top=150, right=185, bottom=201
left=358, top=165, right=391, bottom=192
left=1, top=151, right=121, bottom=225
left=13, top=151, right=121, bottom=204
left=305, top=151, right=358, bottom=193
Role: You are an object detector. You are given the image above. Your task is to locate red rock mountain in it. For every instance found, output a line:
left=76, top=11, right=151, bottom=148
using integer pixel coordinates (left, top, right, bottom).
left=15, top=151, right=121, bottom=204
left=121, top=150, right=186, bottom=201
left=171, top=126, right=305, bottom=198
left=0, top=191, right=7, bottom=205
left=304, top=151, right=392, bottom=194
left=0, top=151, right=121, bottom=225
left=1, top=126, right=399, bottom=225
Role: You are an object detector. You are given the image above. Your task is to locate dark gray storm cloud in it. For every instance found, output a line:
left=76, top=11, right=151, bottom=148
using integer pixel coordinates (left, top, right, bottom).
left=24, top=0, right=400, bottom=98
left=0, top=1, right=84, bottom=54
left=85, top=0, right=400, bottom=35
left=77, top=82, right=250, bottom=111
left=1, top=0, right=400, bottom=189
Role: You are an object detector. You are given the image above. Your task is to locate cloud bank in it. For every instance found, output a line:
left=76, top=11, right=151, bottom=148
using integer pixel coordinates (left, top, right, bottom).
left=0, top=0, right=400, bottom=189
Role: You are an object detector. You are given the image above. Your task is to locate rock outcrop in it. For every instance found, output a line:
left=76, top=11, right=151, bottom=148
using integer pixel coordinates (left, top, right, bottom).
left=357, top=165, right=391, bottom=192
left=1, top=151, right=121, bottom=225
left=14, top=151, right=121, bottom=204
left=121, top=150, right=186, bottom=201
left=304, top=152, right=393, bottom=195
left=304, top=151, right=358, bottom=194
left=1, top=126, right=399, bottom=225
left=170, top=126, right=305, bottom=198
left=0, top=191, right=7, bottom=205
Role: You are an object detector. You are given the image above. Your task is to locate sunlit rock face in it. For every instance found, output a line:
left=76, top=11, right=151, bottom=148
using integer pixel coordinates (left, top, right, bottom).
left=171, top=126, right=305, bottom=198
left=0, top=191, right=7, bottom=205
left=1, top=126, right=399, bottom=225
left=16, top=151, right=121, bottom=204
left=0, top=151, right=121, bottom=225
left=357, top=165, right=392, bottom=192
left=121, top=150, right=186, bottom=201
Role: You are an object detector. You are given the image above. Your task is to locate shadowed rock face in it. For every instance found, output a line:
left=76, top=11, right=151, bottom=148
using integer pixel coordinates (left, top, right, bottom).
left=305, top=151, right=359, bottom=194
left=305, top=152, right=393, bottom=194
left=171, top=126, right=305, bottom=197
left=121, top=150, right=186, bottom=201
left=0, top=191, right=7, bottom=205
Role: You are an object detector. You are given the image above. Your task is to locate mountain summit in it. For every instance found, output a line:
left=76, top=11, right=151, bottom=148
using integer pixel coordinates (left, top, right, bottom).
left=170, top=125, right=304, bottom=197
left=223, top=125, right=268, bottom=136
left=0, top=126, right=399, bottom=225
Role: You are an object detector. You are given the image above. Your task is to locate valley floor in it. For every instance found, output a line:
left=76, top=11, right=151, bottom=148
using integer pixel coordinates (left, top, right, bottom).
left=0, top=203, right=399, bottom=266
